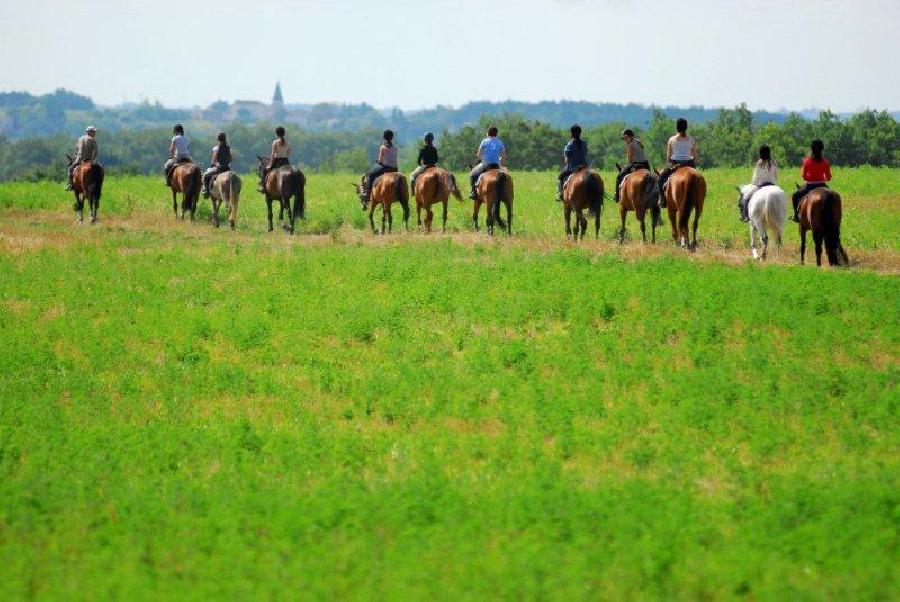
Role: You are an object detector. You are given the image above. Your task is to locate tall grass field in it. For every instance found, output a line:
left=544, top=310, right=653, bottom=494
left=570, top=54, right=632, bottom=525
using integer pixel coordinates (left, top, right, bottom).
left=0, top=168, right=897, bottom=598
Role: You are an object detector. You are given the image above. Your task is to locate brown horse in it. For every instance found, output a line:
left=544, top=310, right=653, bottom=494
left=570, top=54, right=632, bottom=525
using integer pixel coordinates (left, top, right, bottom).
left=413, top=167, right=462, bottom=232
left=561, top=166, right=603, bottom=240
left=256, top=156, right=306, bottom=234
left=474, top=168, right=513, bottom=235
left=66, top=155, right=104, bottom=224
left=798, top=187, right=849, bottom=266
left=661, top=166, right=706, bottom=250
left=169, top=161, right=202, bottom=221
left=209, top=171, right=242, bottom=230
left=354, top=172, right=410, bottom=234
left=615, top=164, right=659, bottom=244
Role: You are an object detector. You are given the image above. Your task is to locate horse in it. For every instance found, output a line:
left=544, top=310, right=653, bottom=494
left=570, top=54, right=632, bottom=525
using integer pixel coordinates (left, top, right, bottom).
left=615, top=164, right=658, bottom=244
left=209, top=171, right=242, bottom=230
left=353, top=172, right=409, bottom=234
left=660, top=166, right=706, bottom=250
left=412, top=167, right=462, bottom=233
left=169, top=161, right=202, bottom=221
left=66, top=155, right=104, bottom=224
left=561, top=166, right=603, bottom=240
left=256, top=156, right=306, bottom=234
left=473, top=168, right=513, bottom=236
left=736, top=184, right=786, bottom=261
left=797, top=187, right=849, bottom=266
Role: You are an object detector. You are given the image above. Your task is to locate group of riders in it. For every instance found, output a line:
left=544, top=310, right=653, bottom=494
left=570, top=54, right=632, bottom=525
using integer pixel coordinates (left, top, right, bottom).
left=66, top=118, right=834, bottom=224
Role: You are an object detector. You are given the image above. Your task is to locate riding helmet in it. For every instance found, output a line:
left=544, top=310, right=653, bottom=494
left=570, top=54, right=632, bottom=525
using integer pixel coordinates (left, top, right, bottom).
left=621, top=128, right=634, bottom=138
left=424, top=132, right=434, bottom=143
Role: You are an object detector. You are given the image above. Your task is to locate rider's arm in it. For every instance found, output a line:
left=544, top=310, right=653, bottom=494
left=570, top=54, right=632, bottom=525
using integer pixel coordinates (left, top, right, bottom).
left=168, top=139, right=176, bottom=158
left=500, top=143, right=508, bottom=164
left=377, top=145, right=387, bottom=165
left=626, top=143, right=634, bottom=163
left=268, top=141, right=278, bottom=166
left=210, top=149, right=218, bottom=166
left=824, top=160, right=832, bottom=182
left=666, top=139, right=673, bottom=162
left=691, top=140, right=698, bottom=162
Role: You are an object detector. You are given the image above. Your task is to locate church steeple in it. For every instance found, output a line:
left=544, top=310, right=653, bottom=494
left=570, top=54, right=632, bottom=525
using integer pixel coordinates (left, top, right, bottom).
left=272, top=82, right=284, bottom=106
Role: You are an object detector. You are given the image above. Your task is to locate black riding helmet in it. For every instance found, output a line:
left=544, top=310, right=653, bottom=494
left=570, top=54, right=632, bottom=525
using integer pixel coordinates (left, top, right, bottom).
left=622, top=128, right=635, bottom=138
left=173, top=124, right=184, bottom=134
left=424, top=132, right=434, bottom=143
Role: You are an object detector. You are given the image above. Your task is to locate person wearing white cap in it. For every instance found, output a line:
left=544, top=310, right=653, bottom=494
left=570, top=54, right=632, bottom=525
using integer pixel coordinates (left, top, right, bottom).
left=66, top=126, right=99, bottom=191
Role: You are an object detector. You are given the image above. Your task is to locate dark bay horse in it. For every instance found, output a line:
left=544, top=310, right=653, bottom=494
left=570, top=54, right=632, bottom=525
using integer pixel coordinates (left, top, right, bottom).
left=413, top=167, right=462, bottom=233
left=354, top=172, right=410, bottom=234
left=561, top=166, right=603, bottom=240
left=257, top=156, right=306, bottom=234
left=661, top=166, right=706, bottom=250
left=170, top=161, right=202, bottom=221
left=474, top=168, right=513, bottom=236
left=798, top=187, right=849, bottom=266
left=66, top=155, right=104, bottom=224
left=616, top=164, right=658, bottom=244
left=209, top=171, right=242, bottom=230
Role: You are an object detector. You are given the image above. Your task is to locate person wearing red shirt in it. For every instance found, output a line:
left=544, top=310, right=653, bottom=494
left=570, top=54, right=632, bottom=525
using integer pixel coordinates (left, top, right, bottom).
left=791, top=139, right=832, bottom=222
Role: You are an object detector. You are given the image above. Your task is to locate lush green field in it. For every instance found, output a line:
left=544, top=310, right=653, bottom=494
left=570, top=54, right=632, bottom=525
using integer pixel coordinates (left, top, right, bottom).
left=0, top=170, right=898, bottom=599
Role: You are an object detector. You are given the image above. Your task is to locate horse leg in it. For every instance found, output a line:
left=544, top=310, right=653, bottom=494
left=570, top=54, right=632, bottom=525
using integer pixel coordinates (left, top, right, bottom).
left=564, top=206, right=572, bottom=238
left=506, top=201, right=512, bottom=236
left=172, top=190, right=178, bottom=217
left=417, top=203, right=423, bottom=230
left=425, top=203, right=433, bottom=233
left=382, top=204, right=389, bottom=235
left=369, top=204, right=377, bottom=234
left=595, top=208, right=600, bottom=239
left=287, top=194, right=296, bottom=234
left=266, top=198, right=274, bottom=232
left=472, top=202, right=480, bottom=231
left=576, top=208, right=586, bottom=240
left=761, top=232, right=769, bottom=261
left=486, top=200, right=494, bottom=236
left=442, top=200, right=448, bottom=233
left=800, top=228, right=807, bottom=264
left=690, top=210, right=700, bottom=251
left=813, top=232, right=824, bottom=266
left=749, top=223, right=758, bottom=259
left=212, top=197, right=220, bottom=228
left=618, top=209, right=626, bottom=244
left=74, top=192, right=83, bottom=223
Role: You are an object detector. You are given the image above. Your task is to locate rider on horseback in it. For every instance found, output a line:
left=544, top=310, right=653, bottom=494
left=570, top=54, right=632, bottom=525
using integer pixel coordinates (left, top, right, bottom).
left=202, top=132, right=232, bottom=199
left=657, top=118, right=697, bottom=208
left=65, top=126, right=99, bottom=191
left=257, top=126, right=291, bottom=193
left=739, top=145, right=779, bottom=222
left=469, top=126, right=507, bottom=200
left=164, top=124, right=193, bottom=186
left=410, top=132, right=439, bottom=193
left=614, top=128, right=650, bottom=203
left=791, top=139, right=831, bottom=222
left=359, top=130, right=398, bottom=205
left=556, top=124, right=588, bottom=202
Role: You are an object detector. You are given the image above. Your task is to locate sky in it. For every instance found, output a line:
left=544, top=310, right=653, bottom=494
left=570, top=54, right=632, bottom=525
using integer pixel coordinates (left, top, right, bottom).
left=1, top=0, right=898, bottom=112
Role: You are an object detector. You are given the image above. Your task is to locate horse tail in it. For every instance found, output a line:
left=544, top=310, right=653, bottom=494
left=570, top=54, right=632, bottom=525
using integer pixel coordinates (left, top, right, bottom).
left=229, top=172, right=242, bottom=204
left=397, top=175, right=410, bottom=222
left=187, top=167, right=202, bottom=209
left=448, top=173, right=463, bottom=202
left=822, top=191, right=844, bottom=265
left=91, top=163, right=104, bottom=201
left=679, top=172, right=696, bottom=230
left=492, top=172, right=507, bottom=228
left=586, top=172, right=603, bottom=217
left=291, top=169, right=305, bottom=219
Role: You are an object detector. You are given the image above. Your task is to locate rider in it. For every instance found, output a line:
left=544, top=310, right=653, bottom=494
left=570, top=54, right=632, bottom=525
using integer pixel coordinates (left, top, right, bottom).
left=359, top=129, right=398, bottom=204
left=739, top=145, right=778, bottom=222
left=790, top=139, right=831, bottom=222
left=657, top=118, right=697, bottom=207
left=613, top=128, right=650, bottom=203
left=65, top=126, right=99, bottom=191
left=410, top=132, right=439, bottom=193
left=469, top=126, right=507, bottom=200
left=202, top=132, right=232, bottom=199
left=258, top=126, right=291, bottom=193
left=164, top=124, right=192, bottom=186
left=556, top=124, right=588, bottom=201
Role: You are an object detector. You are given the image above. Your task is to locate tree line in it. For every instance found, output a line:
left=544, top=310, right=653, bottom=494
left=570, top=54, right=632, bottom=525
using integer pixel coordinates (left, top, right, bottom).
left=0, top=106, right=895, bottom=182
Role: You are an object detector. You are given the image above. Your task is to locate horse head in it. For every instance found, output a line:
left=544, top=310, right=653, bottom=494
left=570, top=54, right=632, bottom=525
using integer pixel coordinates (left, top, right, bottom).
left=615, top=162, right=622, bottom=173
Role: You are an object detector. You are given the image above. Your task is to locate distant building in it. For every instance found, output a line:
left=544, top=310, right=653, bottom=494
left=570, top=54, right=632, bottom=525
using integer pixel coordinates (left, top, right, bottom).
left=272, top=82, right=284, bottom=107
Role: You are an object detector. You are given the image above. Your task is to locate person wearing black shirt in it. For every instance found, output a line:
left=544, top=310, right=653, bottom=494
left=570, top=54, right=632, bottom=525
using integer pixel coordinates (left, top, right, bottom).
left=410, top=132, right=439, bottom=193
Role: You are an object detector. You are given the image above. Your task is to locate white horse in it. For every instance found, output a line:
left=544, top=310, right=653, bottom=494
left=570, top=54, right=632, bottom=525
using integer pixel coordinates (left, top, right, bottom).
left=737, top=184, right=786, bottom=261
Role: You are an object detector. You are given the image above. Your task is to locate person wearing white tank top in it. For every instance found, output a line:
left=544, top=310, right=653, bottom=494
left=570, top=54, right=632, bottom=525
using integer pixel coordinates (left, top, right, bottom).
left=657, top=118, right=698, bottom=207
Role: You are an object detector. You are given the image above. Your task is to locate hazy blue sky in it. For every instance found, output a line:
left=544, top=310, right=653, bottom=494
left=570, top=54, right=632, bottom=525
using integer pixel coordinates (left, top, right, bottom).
left=1, top=0, right=897, bottom=111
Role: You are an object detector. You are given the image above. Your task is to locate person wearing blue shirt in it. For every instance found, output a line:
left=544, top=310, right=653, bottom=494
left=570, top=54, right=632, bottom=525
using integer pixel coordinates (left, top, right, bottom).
left=469, top=126, right=508, bottom=200
left=557, top=124, right=588, bottom=201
